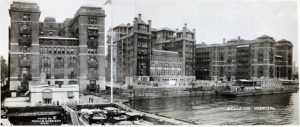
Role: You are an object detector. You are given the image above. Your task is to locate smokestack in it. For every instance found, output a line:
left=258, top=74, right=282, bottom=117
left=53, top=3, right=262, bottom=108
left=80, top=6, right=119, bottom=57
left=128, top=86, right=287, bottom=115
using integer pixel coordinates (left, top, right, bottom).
left=148, top=20, right=152, bottom=32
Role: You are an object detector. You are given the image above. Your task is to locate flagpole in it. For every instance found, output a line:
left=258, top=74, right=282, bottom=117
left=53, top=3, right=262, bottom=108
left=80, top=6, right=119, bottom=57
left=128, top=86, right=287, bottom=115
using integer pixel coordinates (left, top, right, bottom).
left=106, top=0, right=114, bottom=104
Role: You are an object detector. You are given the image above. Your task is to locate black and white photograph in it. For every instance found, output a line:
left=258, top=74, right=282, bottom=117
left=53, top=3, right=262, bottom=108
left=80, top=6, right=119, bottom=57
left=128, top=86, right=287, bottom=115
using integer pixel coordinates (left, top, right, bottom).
left=0, top=0, right=299, bottom=126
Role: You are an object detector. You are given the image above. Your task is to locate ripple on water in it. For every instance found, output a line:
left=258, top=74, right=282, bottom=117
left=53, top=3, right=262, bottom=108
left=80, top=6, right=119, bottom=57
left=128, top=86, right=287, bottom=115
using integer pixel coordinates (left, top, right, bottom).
left=129, top=93, right=299, bottom=125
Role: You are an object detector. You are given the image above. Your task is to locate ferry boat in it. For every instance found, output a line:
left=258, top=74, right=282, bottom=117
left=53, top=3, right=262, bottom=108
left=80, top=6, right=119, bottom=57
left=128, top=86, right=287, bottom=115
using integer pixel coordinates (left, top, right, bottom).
left=220, top=79, right=299, bottom=97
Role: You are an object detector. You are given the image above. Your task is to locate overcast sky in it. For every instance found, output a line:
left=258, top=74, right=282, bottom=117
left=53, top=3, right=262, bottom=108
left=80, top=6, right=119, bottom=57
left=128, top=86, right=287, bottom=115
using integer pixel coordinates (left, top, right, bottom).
left=0, top=0, right=298, bottom=65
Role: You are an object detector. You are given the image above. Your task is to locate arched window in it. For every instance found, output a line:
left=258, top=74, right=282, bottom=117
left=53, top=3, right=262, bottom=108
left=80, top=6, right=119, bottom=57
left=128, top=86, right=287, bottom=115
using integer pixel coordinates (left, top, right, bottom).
left=54, top=57, right=64, bottom=79
left=69, top=57, right=77, bottom=78
left=41, top=57, right=51, bottom=79
left=88, top=57, right=98, bottom=79
left=42, top=89, right=52, bottom=104
left=19, top=56, right=31, bottom=81
left=19, top=56, right=31, bottom=67
left=220, top=67, right=224, bottom=77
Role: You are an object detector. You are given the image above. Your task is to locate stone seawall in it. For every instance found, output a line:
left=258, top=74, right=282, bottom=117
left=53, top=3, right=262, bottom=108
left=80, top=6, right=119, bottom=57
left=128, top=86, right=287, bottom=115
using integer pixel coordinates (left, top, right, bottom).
left=120, top=87, right=218, bottom=99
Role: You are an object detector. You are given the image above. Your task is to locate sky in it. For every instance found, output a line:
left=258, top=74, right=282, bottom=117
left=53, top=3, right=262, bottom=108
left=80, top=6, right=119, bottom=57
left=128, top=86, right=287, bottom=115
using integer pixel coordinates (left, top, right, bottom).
left=0, top=0, right=298, bottom=65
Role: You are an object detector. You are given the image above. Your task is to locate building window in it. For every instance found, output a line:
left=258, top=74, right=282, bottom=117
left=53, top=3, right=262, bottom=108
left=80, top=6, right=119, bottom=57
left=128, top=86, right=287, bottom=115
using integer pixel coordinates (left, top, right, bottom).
left=269, top=49, right=274, bottom=63
left=58, top=47, right=61, bottom=54
left=69, top=57, right=77, bottom=78
left=49, top=47, right=52, bottom=54
left=49, top=31, right=53, bottom=36
left=41, top=57, right=51, bottom=79
left=258, top=66, right=264, bottom=77
left=270, top=66, right=274, bottom=78
left=43, top=99, right=52, bottom=104
left=68, top=92, right=74, bottom=98
left=54, top=57, right=64, bottom=78
left=70, top=48, right=74, bottom=54
left=40, top=47, right=43, bottom=54
left=257, top=49, right=264, bottom=63
left=23, top=13, right=31, bottom=21
left=62, top=48, right=65, bottom=54
left=88, top=57, right=98, bottom=79
left=88, top=17, right=98, bottom=24
left=42, top=90, right=52, bottom=104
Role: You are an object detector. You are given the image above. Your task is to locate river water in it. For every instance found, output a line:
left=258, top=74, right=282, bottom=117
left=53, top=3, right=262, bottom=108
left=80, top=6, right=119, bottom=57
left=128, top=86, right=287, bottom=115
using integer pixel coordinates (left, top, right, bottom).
left=129, top=93, right=299, bottom=125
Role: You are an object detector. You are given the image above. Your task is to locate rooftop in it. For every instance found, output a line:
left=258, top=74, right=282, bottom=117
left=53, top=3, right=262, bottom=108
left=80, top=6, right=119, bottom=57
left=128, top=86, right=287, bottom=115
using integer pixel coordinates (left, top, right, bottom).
left=157, top=27, right=175, bottom=32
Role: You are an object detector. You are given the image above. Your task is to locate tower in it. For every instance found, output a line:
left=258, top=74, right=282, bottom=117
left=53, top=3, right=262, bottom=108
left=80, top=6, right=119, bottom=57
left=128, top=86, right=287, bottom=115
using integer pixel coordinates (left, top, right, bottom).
left=9, top=1, right=40, bottom=97
left=72, top=6, right=106, bottom=91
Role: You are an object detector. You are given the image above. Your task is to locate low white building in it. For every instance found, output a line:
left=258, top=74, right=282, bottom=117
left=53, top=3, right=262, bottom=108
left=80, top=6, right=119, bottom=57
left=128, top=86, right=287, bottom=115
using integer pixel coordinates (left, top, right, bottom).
left=29, top=84, right=79, bottom=106
left=254, top=78, right=283, bottom=90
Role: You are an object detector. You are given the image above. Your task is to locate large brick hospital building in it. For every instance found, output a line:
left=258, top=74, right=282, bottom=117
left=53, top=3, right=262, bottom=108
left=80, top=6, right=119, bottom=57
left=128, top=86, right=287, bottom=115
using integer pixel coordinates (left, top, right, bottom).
left=8, top=1, right=106, bottom=97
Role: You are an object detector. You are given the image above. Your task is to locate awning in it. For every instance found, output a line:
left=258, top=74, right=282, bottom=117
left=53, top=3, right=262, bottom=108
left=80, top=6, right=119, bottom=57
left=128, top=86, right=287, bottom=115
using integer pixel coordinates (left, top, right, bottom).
left=42, top=92, right=52, bottom=99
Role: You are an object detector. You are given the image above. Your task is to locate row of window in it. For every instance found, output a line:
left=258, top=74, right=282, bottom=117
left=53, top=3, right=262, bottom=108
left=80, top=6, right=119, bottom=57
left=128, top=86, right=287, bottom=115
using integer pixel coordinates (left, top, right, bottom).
left=151, top=57, right=182, bottom=62
left=151, top=70, right=182, bottom=76
left=151, top=63, right=182, bottom=68
left=40, top=47, right=78, bottom=54
left=138, top=25, right=149, bottom=32
left=40, top=67, right=99, bottom=79
left=88, top=17, right=98, bottom=24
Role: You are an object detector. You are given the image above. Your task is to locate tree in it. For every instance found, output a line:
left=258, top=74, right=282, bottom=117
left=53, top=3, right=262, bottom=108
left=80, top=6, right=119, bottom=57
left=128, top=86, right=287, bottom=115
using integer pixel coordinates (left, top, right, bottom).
left=1, top=56, right=8, bottom=86
left=1, top=56, right=10, bottom=101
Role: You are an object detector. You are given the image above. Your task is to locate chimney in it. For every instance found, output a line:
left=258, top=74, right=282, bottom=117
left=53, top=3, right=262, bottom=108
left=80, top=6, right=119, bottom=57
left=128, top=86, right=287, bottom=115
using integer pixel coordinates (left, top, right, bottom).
left=192, top=29, right=196, bottom=39
left=148, top=20, right=152, bottom=32
left=184, top=23, right=187, bottom=28
left=237, top=36, right=241, bottom=40
left=223, top=38, right=226, bottom=44
left=138, top=13, right=142, bottom=19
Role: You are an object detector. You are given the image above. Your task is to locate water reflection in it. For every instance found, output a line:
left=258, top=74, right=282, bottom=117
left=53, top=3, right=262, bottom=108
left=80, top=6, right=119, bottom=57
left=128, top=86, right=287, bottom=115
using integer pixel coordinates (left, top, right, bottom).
left=129, top=93, right=299, bottom=125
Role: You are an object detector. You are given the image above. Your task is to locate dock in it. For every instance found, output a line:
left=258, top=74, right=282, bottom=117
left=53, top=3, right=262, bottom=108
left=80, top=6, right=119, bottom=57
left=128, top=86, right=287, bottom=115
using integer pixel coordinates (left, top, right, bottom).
left=115, top=102, right=195, bottom=125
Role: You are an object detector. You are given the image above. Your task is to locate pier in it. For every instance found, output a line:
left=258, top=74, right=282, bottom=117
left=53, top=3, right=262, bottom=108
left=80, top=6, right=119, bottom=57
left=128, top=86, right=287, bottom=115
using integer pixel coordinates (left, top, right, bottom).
left=115, top=102, right=195, bottom=125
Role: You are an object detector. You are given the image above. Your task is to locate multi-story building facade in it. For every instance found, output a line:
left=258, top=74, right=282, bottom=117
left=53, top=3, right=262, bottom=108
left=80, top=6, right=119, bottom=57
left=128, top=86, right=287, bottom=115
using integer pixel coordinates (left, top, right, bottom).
left=150, top=49, right=195, bottom=86
left=8, top=1, right=106, bottom=97
left=152, top=24, right=196, bottom=76
left=112, top=14, right=152, bottom=83
left=195, top=35, right=293, bottom=81
left=109, top=14, right=196, bottom=85
left=275, top=39, right=293, bottom=79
